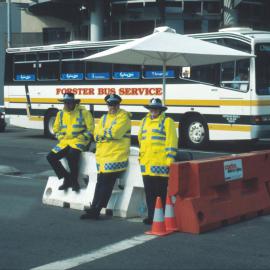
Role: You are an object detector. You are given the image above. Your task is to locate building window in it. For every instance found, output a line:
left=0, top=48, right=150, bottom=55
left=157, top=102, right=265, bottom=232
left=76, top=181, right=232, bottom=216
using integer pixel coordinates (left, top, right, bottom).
left=165, top=1, right=183, bottom=14
left=43, top=28, right=67, bottom=45
left=184, top=20, right=202, bottom=34
left=184, top=1, right=201, bottom=15
left=114, top=20, right=156, bottom=39
left=203, top=1, right=221, bottom=14
left=208, top=20, right=220, bottom=32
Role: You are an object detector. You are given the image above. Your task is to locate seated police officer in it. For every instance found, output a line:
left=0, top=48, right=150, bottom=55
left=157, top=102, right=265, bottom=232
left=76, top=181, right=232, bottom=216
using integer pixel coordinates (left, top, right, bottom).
left=47, top=93, right=94, bottom=191
left=80, top=94, right=131, bottom=219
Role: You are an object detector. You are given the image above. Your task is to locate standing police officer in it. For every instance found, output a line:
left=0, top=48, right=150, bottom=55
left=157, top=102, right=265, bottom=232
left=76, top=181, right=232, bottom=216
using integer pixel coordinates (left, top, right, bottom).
left=47, top=93, right=94, bottom=191
left=81, top=94, right=131, bottom=220
left=138, top=98, right=178, bottom=225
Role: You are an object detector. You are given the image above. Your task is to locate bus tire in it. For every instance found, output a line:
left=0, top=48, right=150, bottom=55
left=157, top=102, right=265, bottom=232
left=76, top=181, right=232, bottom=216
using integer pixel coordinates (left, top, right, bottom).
left=44, top=109, right=58, bottom=139
left=183, top=115, right=209, bottom=149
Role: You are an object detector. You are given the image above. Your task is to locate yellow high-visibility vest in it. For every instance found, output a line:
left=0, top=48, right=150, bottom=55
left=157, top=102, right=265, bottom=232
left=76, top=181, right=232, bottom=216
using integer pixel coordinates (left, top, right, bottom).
left=138, top=112, right=178, bottom=177
left=52, top=104, right=94, bottom=153
left=95, top=109, right=132, bottom=173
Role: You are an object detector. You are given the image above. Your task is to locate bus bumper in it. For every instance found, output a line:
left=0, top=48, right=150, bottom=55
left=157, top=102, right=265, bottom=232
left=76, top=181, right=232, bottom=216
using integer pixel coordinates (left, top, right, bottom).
left=251, top=125, right=270, bottom=139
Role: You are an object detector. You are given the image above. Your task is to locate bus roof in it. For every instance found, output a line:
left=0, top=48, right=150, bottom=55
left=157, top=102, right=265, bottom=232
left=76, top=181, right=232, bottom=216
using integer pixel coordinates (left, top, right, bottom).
left=190, top=27, right=270, bottom=44
left=6, top=27, right=270, bottom=54
left=6, top=38, right=134, bottom=54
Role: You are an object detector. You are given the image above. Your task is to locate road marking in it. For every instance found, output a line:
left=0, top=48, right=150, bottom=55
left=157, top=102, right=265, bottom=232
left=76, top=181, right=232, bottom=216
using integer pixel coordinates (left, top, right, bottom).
left=0, top=173, right=32, bottom=180
left=30, top=234, right=157, bottom=270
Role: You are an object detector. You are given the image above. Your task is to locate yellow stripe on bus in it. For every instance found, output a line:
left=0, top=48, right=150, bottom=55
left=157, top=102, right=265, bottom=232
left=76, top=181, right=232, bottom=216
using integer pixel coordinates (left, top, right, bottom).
left=208, top=124, right=251, bottom=132
left=5, top=97, right=270, bottom=107
left=29, top=116, right=43, bottom=121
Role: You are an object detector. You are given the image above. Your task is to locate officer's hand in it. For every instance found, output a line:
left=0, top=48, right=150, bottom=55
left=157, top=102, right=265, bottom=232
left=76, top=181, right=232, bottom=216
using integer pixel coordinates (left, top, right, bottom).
left=56, top=134, right=64, bottom=141
left=166, top=158, right=175, bottom=166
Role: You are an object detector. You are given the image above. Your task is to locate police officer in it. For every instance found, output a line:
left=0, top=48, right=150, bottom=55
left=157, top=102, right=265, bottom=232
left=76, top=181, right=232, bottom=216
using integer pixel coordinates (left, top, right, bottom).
left=47, top=93, right=94, bottom=191
left=138, top=98, right=178, bottom=225
left=80, top=94, right=131, bottom=219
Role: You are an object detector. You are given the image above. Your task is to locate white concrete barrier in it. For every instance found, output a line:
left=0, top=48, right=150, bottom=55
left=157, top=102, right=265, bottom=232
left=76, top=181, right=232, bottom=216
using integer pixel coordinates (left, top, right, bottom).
left=42, top=147, right=147, bottom=218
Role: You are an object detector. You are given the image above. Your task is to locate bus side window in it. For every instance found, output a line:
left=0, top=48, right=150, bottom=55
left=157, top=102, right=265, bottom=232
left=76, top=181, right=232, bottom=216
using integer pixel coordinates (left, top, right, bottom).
left=38, top=52, right=60, bottom=81
left=73, top=50, right=85, bottom=59
left=112, top=64, right=141, bottom=80
left=221, top=59, right=249, bottom=91
left=5, top=54, right=13, bottom=84
left=185, top=64, right=220, bottom=85
left=236, top=59, right=250, bottom=91
left=61, top=60, right=84, bottom=80
left=60, top=50, right=85, bottom=80
left=220, top=61, right=235, bottom=88
left=13, top=53, right=37, bottom=81
left=85, top=62, right=111, bottom=80
left=143, top=65, right=176, bottom=79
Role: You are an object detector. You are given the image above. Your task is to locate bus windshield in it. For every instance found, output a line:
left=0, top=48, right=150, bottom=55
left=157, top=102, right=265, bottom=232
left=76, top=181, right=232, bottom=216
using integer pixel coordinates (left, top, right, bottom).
left=256, top=43, right=270, bottom=95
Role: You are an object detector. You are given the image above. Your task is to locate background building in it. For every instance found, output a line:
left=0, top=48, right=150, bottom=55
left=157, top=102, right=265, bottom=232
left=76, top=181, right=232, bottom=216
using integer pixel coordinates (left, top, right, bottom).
left=1, top=0, right=270, bottom=104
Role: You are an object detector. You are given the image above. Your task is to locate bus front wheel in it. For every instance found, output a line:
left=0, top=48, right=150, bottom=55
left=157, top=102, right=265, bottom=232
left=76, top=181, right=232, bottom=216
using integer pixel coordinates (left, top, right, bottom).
left=44, top=110, right=58, bottom=139
left=183, top=116, right=209, bottom=149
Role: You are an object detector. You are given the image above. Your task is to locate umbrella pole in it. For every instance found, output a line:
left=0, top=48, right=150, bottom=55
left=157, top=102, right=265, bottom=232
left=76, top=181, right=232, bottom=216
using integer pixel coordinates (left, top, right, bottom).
left=162, top=62, right=166, bottom=105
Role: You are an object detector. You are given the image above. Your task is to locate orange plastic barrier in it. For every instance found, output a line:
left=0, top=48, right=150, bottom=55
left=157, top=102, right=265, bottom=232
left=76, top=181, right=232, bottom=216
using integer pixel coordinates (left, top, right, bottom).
left=168, top=150, right=270, bottom=234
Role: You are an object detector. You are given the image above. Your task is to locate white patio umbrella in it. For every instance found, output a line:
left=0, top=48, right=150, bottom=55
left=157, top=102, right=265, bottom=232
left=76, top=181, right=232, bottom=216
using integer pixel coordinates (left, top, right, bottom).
left=83, top=26, right=254, bottom=103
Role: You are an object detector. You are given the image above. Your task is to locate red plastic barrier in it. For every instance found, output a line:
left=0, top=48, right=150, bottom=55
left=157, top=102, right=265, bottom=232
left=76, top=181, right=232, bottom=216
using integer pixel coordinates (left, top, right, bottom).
left=168, top=151, right=270, bottom=234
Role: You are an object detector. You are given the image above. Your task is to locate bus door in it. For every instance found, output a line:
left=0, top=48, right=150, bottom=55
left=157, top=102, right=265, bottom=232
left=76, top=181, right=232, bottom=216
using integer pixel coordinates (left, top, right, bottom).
left=252, top=43, right=270, bottom=121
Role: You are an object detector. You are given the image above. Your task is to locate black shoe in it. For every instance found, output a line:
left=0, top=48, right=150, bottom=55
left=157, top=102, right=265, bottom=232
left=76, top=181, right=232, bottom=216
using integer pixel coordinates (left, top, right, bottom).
left=143, top=217, right=153, bottom=225
left=58, top=183, right=70, bottom=190
left=72, top=183, right=80, bottom=192
left=80, top=208, right=99, bottom=220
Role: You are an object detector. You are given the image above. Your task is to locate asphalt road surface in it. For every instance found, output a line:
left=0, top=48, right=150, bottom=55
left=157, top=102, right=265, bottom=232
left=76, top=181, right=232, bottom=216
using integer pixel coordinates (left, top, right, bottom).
left=1, top=126, right=270, bottom=270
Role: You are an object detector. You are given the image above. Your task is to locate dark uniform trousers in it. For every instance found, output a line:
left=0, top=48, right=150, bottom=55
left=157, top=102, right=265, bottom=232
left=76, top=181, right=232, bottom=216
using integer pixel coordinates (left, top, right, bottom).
left=91, top=171, right=122, bottom=213
left=143, top=175, right=168, bottom=221
left=47, top=146, right=81, bottom=186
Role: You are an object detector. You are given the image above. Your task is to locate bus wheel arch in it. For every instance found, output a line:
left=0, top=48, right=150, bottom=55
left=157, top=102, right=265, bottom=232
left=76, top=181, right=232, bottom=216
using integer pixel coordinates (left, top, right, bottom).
left=180, top=113, right=209, bottom=149
left=44, top=108, right=58, bottom=139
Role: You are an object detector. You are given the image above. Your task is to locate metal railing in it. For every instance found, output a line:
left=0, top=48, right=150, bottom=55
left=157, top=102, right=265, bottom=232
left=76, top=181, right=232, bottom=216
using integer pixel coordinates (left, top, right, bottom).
left=3, top=31, right=143, bottom=48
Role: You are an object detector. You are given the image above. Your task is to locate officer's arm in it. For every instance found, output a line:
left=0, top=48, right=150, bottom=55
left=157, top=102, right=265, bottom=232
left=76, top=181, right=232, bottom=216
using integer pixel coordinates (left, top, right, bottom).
left=53, top=112, right=62, bottom=141
left=80, top=110, right=95, bottom=141
left=104, top=113, right=131, bottom=140
left=94, top=117, right=106, bottom=142
left=165, top=118, right=178, bottom=165
left=137, top=118, right=145, bottom=146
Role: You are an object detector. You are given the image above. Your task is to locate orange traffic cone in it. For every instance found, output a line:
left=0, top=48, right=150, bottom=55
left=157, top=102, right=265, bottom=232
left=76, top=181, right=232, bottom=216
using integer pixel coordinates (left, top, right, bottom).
left=164, top=195, right=178, bottom=232
left=145, top=196, right=173, bottom=236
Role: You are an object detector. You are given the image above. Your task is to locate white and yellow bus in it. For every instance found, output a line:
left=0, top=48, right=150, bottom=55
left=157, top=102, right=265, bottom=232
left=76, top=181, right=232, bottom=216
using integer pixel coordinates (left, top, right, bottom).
left=4, top=27, right=270, bottom=148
